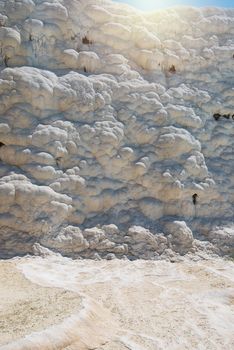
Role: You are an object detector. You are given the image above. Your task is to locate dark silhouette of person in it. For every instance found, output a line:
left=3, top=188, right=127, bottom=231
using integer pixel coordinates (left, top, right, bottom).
left=169, top=65, right=176, bottom=73
left=213, top=113, right=221, bottom=121
left=192, top=193, right=198, bottom=205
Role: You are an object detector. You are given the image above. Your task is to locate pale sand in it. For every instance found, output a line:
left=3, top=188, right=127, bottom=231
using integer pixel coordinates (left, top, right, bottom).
left=0, top=259, right=82, bottom=346
left=0, top=256, right=234, bottom=350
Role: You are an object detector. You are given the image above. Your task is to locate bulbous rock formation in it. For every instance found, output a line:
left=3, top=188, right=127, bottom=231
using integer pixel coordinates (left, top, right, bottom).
left=0, top=0, right=233, bottom=258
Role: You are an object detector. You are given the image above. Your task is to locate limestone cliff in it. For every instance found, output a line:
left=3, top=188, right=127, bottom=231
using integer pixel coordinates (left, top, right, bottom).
left=0, top=0, right=233, bottom=259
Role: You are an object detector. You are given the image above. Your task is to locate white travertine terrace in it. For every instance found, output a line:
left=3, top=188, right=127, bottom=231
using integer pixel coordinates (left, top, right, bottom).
left=0, top=0, right=233, bottom=259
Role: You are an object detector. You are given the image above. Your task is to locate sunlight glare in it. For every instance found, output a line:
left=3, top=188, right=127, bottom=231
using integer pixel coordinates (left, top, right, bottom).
left=131, top=0, right=192, bottom=11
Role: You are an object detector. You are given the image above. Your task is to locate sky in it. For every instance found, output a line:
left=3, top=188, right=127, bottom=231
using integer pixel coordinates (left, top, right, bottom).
left=114, top=0, right=234, bottom=11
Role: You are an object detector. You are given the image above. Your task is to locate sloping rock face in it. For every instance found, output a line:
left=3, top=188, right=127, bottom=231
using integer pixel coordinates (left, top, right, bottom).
left=0, top=0, right=233, bottom=258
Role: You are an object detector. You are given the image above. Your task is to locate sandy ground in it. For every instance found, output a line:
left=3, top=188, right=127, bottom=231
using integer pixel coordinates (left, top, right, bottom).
left=0, top=259, right=82, bottom=346
left=0, top=256, right=234, bottom=350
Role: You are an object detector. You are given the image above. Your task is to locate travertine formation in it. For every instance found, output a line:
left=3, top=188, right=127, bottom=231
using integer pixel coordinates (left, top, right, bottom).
left=0, top=0, right=233, bottom=258
left=1, top=257, right=234, bottom=350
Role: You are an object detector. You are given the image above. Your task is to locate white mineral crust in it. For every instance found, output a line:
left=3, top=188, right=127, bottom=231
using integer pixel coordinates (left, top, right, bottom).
left=0, top=0, right=233, bottom=258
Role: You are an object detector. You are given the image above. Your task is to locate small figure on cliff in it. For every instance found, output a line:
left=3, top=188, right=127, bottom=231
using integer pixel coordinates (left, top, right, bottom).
left=3, top=55, right=9, bottom=67
left=169, top=65, right=176, bottom=73
left=213, top=113, right=221, bottom=121
left=192, top=193, right=198, bottom=205
left=82, top=36, right=92, bottom=45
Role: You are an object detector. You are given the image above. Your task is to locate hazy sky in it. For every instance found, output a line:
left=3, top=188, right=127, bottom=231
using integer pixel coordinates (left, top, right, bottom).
left=114, top=0, right=234, bottom=11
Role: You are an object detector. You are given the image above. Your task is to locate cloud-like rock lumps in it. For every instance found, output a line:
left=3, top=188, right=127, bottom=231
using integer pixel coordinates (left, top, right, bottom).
left=0, top=0, right=233, bottom=259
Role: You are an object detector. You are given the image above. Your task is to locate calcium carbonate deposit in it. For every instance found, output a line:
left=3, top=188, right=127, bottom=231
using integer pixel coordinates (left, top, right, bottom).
left=0, top=256, right=233, bottom=350
left=0, top=0, right=233, bottom=260
left=0, top=1, right=234, bottom=349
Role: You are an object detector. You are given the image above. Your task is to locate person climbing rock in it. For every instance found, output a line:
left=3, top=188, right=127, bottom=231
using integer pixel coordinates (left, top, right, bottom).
left=169, top=65, right=176, bottom=73
left=82, top=36, right=92, bottom=45
left=213, top=113, right=221, bottom=121
left=192, top=193, right=198, bottom=205
left=3, top=55, right=9, bottom=67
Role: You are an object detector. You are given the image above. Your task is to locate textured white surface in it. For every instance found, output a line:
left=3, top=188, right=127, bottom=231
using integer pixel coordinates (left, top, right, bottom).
left=1, top=256, right=233, bottom=350
left=0, top=0, right=233, bottom=258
